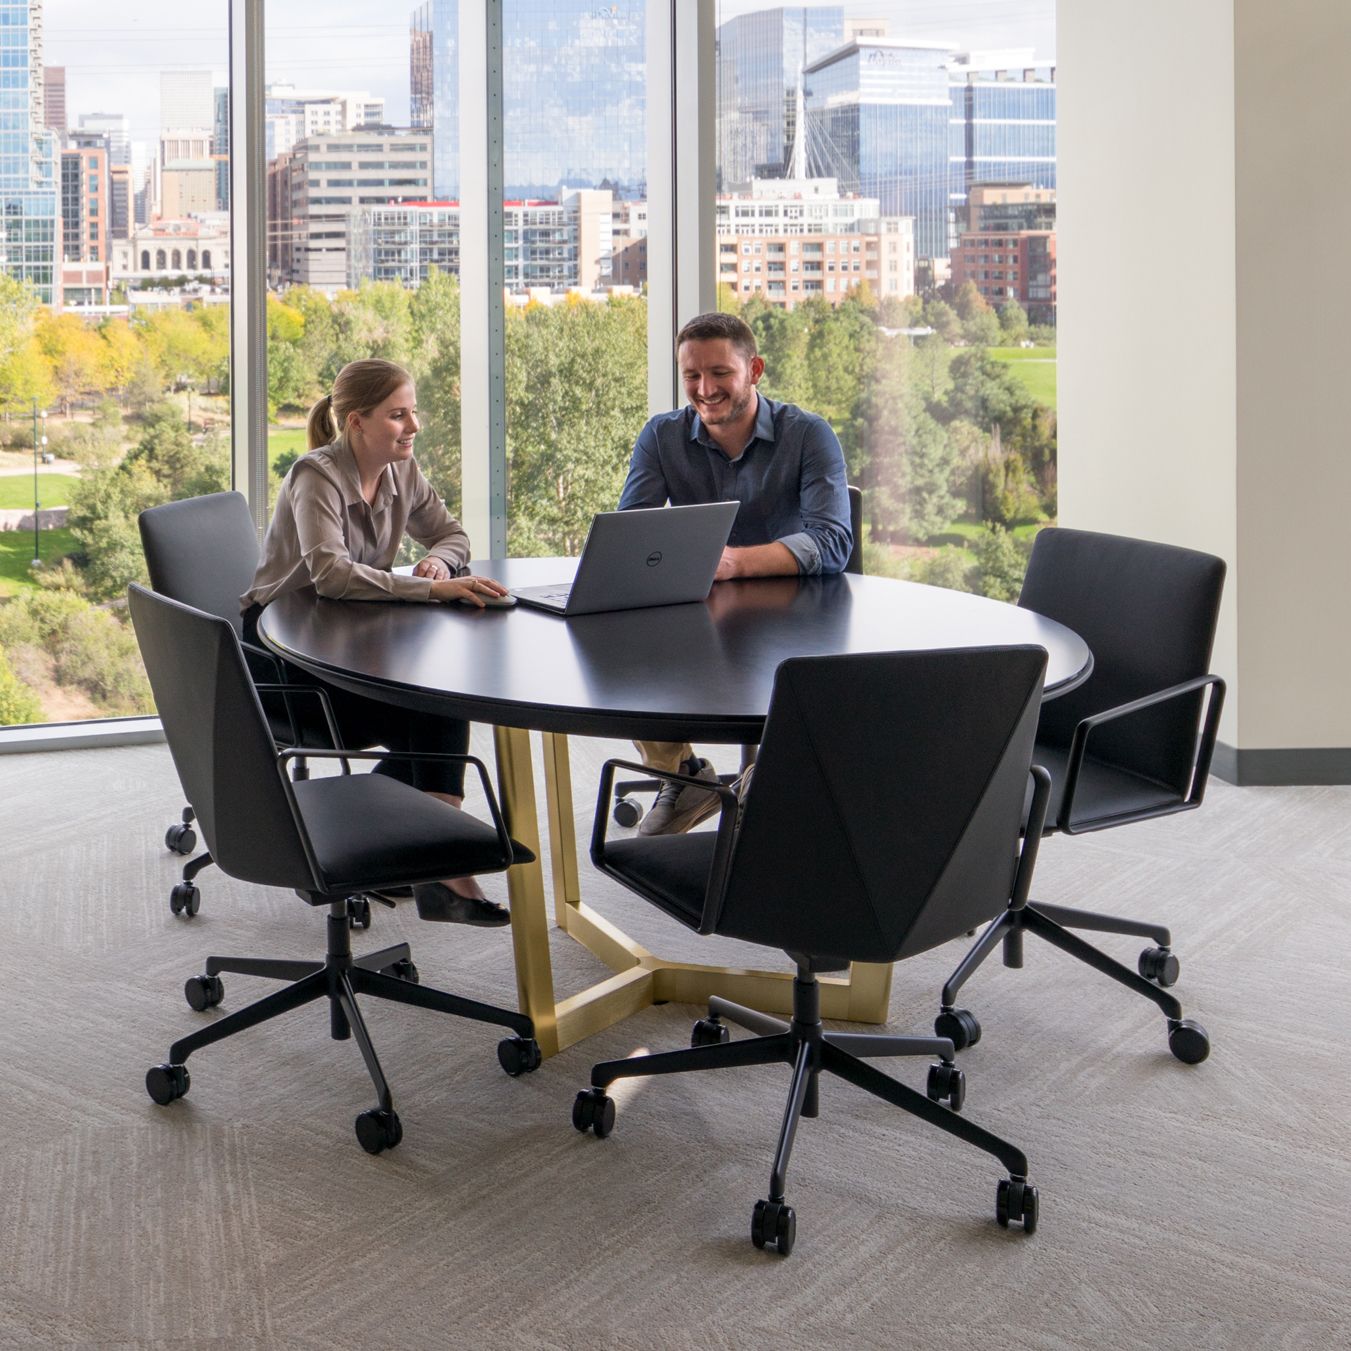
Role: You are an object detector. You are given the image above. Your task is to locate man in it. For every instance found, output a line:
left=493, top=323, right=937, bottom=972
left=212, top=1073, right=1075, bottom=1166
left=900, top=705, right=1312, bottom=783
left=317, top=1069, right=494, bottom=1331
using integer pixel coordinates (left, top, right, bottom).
left=618, top=311, right=852, bottom=835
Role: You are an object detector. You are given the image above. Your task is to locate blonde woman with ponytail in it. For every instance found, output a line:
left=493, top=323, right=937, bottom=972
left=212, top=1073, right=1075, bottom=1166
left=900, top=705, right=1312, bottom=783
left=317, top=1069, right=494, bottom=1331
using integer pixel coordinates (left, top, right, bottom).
left=241, top=359, right=512, bottom=926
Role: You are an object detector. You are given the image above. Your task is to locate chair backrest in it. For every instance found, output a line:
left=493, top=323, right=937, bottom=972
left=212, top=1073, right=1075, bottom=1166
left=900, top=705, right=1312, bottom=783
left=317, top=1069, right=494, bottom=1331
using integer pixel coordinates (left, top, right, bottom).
left=1018, top=527, right=1226, bottom=791
left=138, top=491, right=260, bottom=637
left=129, top=582, right=317, bottom=891
left=845, top=484, right=863, bottom=576
left=716, top=646, right=1046, bottom=965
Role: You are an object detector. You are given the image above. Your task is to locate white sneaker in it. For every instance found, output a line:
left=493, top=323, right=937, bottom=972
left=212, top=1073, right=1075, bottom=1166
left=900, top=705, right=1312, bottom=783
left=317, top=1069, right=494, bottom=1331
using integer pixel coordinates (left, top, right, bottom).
left=638, top=757, right=721, bottom=836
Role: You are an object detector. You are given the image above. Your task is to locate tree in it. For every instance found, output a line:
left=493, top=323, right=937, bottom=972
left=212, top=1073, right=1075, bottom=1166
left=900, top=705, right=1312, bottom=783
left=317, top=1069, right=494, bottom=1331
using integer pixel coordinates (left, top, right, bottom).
left=0, top=335, right=57, bottom=413
left=922, top=299, right=960, bottom=344
left=34, top=312, right=110, bottom=414
left=0, top=647, right=42, bottom=724
left=998, top=300, right=1030, bottom=345
left=971, top=523, right=1029, bottom=601
left=952, top=280, right=990, bottom=324
left=962, top=306, right=1002, bottom=349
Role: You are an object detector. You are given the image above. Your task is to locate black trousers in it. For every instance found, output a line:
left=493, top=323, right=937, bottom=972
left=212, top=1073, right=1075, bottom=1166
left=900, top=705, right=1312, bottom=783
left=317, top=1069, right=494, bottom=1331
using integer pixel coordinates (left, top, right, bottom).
left=243, top=603, right=471, bottom=797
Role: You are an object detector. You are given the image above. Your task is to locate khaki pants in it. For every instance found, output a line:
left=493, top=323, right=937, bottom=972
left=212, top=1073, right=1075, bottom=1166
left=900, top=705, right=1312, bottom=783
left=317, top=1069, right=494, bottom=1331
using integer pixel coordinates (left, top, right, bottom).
left=632, top=740, right=696, bottom=773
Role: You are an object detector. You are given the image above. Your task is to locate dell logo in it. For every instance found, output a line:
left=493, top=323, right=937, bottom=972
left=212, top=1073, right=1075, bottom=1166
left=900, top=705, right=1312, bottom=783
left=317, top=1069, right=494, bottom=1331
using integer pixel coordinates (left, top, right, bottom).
left=646, top=551, right=663, bottom=567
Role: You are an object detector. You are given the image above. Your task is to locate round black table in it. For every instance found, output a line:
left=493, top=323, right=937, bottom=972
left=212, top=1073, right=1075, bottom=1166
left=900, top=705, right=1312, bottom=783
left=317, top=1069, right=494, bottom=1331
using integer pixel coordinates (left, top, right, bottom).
left=260, top=560, right=1092, bottom=1055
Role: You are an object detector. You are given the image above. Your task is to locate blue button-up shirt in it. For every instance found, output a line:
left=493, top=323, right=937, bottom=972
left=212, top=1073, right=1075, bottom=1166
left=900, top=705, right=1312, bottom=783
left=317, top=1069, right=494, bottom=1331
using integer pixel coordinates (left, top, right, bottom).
left=617, top=394, right=852, bottom=575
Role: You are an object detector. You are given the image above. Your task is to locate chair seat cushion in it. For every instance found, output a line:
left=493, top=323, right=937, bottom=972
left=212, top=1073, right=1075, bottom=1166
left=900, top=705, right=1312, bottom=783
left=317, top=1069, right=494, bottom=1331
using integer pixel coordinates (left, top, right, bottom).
left=1032, top=740, right=1185, bottom=833
left=601, top=832, right=719, bottom=929
left=292, top=773, right=533, bottom=896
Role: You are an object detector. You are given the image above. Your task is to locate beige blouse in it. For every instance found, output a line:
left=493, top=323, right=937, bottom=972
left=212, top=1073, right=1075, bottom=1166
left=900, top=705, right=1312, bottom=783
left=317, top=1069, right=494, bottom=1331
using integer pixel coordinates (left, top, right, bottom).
left=242, top=435, right=471, bottom=609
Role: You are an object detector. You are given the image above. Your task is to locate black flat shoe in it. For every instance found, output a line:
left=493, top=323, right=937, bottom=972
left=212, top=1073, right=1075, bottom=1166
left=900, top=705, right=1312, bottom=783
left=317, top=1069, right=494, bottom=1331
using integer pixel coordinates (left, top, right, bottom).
left=413, top=883, right=511, bottom=927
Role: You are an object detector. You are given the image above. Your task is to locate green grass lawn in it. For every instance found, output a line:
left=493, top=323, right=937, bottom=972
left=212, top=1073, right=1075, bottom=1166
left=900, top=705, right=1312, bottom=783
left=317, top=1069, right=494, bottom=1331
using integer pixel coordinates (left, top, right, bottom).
left=0, top=474, right=78, bottom=510
left=989, top=347, right=1057, bottom=410
left=268, top=426, right=307, bottom=473
left=926, top=520, right=1046, bottom=548
left=0, top=526, right=77, bottom=597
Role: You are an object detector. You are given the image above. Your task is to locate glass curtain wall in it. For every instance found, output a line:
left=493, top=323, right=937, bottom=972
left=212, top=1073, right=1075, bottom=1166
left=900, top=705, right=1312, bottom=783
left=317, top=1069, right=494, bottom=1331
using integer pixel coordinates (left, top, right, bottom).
left=0, top=1, right=230, bottom=728
left=713, top=1, right=1057, bottom=598
left=500, top=0, right=648, bottom=557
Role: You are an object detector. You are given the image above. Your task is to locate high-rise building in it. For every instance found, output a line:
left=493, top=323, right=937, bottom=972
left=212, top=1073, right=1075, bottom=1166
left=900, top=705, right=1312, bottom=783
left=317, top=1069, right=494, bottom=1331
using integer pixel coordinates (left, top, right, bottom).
left=160, top=71, right=214, bottom=132
left=78, top=113, right=131, bottom=166
left=42, top=64, right=65, bottom=133
left=416, top=0, right=645, bottom=200
left=716, top=6, right=844, bottom=186
left=264, top=84, right=385, bottom=161
left=0, top=0, right=60, bottom=305
left=947, top=51, right=1056, bottom=222
left=268, top=128, right=432, bottom=289
left=213, top=87, right=230, bottom=211
left=410, top=7, right=433, bottom=130
left=803, top=37, right=953, bottom=262
left=61, top=141, right=109, bottom=264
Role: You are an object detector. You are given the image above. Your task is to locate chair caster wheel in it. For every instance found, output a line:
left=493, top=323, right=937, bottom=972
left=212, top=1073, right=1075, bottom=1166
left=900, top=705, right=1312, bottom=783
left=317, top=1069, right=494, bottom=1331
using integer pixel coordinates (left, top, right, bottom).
left=612, top=796, right=644, bottom=828
left=184, top=974, right=224, bottom=1012
left=1167, top=1018, right=1210, bottom=1064
left=934, top=1007, right=980, bottom=1051
left=146, top=1063, right=190, bottom=1105
left=996, top=1176, right=1038, bottom=1234
left=165, top=823, right=197, bottom=855
left=497, top=1036, right=542, bottom=1076
left=926, top=1061, right=965, bottom=1111
left=751, top=1198, right=796, bottom=1256
left=572, top=1088, right=615, bottom=1138
left=348, top=897, right=372, bottom=930
left=1139, top=946, right=1180, bottom=987
left=691, top=1017, right=729, bottom=1047
left=354, top=1107, right=402, bottom=1154
left=169, top=882, right=200, bottom=918
left=383, top=957, right=419, bottom=984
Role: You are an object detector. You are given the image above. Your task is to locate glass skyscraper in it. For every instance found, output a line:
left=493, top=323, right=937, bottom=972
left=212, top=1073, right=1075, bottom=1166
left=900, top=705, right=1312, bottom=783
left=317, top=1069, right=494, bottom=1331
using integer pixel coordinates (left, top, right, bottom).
left=804, top=39, right=952, bottom=261
left=419, top=0, right=645, bottom=200
left=949, top=63, right=1056, bottom=211
left=1, top=0, right=59, bottom=305
left=715, top=5, right=844, bottom=186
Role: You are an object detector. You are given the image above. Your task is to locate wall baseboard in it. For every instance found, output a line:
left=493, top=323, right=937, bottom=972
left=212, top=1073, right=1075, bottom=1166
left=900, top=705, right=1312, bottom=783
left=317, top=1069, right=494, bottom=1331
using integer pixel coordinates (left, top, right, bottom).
left=1213, top=742, right=1351, bottom=786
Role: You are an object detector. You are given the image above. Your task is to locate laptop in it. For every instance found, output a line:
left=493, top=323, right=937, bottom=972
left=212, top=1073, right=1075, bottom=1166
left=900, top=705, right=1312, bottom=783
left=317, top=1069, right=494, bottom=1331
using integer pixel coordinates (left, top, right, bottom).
left=512, top=502, right=739, bottom=616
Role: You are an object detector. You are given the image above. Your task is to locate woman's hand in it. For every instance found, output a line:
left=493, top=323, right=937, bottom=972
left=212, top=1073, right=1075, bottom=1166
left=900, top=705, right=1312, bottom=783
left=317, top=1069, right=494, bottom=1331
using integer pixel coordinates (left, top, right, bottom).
left=428, top=574, right=511, bottom=607
left=413, top=556, right=454, bottom=582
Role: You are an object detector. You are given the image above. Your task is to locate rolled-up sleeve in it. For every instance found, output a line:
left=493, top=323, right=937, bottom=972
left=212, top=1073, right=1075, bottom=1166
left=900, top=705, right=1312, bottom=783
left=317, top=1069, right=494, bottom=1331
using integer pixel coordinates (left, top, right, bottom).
left=783, top=418, right=851, bottom=575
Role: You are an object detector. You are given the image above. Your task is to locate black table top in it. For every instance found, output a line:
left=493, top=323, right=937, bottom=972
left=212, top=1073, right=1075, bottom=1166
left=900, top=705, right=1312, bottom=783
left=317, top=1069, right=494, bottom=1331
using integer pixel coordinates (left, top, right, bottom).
left=259, top=557, right=1092, bottom=744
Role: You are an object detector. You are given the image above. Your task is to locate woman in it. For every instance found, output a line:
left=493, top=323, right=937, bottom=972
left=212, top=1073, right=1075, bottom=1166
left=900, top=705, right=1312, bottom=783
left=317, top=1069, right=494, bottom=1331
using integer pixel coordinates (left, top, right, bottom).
left=242, top=358, right=511, bottom=927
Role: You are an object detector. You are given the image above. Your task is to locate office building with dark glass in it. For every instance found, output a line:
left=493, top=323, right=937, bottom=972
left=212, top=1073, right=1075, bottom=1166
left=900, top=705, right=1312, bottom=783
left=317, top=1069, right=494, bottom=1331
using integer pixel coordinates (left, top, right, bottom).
left=804, top=38, right=952, bottom=261
left=716, top=5, right=844, bottom=186
left=413, top=0, right=645, bottom=200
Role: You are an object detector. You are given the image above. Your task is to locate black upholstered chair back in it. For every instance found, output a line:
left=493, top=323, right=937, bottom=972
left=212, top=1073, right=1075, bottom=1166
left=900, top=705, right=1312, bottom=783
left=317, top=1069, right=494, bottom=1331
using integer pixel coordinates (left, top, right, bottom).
left=1018, top=528, right=1225, bottom=792
left=716, top=647, right=1047, bottom=966
left=845, top=484, right=863, bottom=576
left=129, top=583, right=317, bottom=891
left=138, top=491, right=260, bottom=638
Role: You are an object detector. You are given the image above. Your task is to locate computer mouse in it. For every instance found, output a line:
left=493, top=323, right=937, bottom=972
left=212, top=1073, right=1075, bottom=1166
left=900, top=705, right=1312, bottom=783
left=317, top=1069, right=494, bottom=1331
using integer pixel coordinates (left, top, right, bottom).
left=457, top=592, right=517, bottom=608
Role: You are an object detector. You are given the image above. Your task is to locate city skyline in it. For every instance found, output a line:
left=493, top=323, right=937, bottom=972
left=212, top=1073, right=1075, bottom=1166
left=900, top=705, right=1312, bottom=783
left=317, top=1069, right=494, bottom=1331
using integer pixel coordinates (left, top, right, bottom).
left=44, top=0, right=1054, bottom=149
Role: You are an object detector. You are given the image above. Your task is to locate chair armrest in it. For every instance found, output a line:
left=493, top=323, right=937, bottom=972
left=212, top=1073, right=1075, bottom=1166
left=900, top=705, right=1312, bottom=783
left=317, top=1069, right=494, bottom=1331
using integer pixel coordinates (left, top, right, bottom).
left=243, top=642, right=302, bottom=746
left=591, top=758, right=742, bottom=935
left=278, top=748, right=516, bottom=869
left=1059, top=673, right=1227, bottom=834
left=254, top=683, right=345, bottom=766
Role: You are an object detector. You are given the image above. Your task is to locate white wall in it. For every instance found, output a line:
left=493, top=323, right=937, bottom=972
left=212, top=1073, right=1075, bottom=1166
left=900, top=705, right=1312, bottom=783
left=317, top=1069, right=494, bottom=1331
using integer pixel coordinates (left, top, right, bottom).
left=1059, top=1, right=1351, bottom=764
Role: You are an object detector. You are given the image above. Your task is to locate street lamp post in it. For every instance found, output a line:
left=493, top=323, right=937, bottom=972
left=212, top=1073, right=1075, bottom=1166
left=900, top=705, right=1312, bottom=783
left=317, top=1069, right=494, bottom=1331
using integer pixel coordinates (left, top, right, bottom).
left=32, top=401, right=47, bottom=567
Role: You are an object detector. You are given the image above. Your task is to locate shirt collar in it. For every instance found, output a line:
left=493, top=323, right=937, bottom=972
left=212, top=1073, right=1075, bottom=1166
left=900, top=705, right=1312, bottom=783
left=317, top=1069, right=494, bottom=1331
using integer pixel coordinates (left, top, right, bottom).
left=688, top=391, right=775, bottom=453
left=330, top=432, right=397, bottom=511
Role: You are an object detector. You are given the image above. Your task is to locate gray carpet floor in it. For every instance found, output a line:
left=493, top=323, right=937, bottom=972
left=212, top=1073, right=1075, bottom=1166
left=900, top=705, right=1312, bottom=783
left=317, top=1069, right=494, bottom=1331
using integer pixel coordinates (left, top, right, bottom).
left=0, top=735, right=1348, bottom=1349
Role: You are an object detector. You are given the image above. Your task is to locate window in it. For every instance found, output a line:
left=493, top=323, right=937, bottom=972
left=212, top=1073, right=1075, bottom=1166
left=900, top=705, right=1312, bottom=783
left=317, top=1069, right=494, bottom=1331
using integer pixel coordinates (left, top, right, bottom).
left=713, top=1, right=1057, bottom=595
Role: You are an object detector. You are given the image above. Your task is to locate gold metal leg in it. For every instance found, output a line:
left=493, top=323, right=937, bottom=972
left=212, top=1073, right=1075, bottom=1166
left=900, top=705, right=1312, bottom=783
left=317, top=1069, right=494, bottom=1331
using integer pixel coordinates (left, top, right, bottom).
left=496, top=730, right=894, bottom=1058
left=493, top=724, right=559, bottom=1058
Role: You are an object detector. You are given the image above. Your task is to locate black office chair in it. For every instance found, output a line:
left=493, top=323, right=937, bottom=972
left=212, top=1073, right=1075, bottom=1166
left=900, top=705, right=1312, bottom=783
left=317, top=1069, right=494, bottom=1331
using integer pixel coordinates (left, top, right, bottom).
left=611, top=484, right=864, bottom=828
left=576, top=646, right=1052, bottom=1255
left=935, top=527, right=1226, bottom=1066
left=128, top=583, right=540, bottom=1154
left=138, top=493, right=369, bottom=921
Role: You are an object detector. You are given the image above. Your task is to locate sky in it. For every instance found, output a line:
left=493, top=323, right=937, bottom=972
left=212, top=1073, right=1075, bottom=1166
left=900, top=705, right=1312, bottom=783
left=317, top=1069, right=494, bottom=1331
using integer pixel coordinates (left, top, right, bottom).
left=44, top=0, right=1055, bottom=149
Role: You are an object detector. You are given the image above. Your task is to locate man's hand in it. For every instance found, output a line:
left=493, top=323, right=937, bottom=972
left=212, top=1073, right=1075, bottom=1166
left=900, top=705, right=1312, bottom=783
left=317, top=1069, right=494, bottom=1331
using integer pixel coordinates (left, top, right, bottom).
left=714, top=542, right=799, bottom=582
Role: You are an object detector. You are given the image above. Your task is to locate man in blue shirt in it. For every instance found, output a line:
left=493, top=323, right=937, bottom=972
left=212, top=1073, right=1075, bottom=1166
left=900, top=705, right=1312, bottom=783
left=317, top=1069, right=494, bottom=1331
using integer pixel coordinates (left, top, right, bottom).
left=618, top=311, right=852, bottom=835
